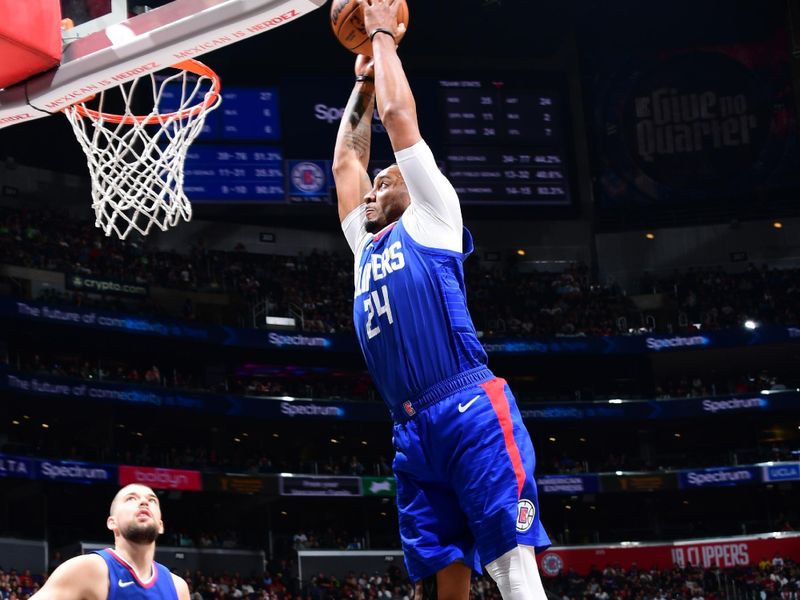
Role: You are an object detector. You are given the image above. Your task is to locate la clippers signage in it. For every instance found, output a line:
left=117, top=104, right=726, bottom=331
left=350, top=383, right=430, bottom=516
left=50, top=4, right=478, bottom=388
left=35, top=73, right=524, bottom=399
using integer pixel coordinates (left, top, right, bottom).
left=537, top=533, right=800, bottom=577
left=679, top=466, right=760, bottom=489
left=119, top=465, right=203, bottom=491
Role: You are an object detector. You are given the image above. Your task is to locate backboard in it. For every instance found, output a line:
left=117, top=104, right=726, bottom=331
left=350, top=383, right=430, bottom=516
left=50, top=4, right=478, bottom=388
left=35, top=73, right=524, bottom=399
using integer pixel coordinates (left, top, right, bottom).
left=0, top=0, right=327, bottom=130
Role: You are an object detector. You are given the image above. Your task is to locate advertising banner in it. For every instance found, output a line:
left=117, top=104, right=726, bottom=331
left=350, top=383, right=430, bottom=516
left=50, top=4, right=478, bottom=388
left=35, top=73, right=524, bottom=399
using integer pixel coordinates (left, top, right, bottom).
left=537, top=533, right=800, bottom=577
left=589, top=29, right=800, bottom=207
left=4, top=298, right=800, bottom=357
left=537, top=475, right=600, bottom=494
left=36, top=459, right=116, bottom=485
left=679, top=466, right=761, bottom=489
left=361, top=477, right=396, bottom=497
left=119, top=465, right=203, bottom=491
left=203, top=473, right=277, bottom=495
left=3, top=364, right=798, bottom=423
left=762, top=462, right=800, bottom=482
left=66, top=273, right=148, bottom=298
left=279, top=475, right=361, bottom=497
left=0, top=453, right=36, bottom=480
left=600, top=472, right=679, bottom=492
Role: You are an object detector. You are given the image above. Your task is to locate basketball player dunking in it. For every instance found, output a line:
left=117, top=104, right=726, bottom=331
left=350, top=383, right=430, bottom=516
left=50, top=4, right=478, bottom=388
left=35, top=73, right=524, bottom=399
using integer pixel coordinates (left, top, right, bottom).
left=32, top=484, right=190, bottom=600
left=332, top=1, right=551, bottom=598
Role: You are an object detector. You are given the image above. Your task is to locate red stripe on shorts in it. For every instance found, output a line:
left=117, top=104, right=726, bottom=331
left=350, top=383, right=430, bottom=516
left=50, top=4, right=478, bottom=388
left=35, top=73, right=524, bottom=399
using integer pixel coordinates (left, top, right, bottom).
left=481, top=377, right=526, bottom=497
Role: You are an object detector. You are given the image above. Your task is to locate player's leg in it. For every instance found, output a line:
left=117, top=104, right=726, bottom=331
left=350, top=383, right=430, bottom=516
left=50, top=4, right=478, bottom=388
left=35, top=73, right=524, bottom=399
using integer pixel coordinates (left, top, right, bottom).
left=414, top=562, right=471, bottom=600
left=484, top=544, right=547, bottom=600
left=393, top=421, right=478, bottom=593
left=439, top=378, right=550, bottom=600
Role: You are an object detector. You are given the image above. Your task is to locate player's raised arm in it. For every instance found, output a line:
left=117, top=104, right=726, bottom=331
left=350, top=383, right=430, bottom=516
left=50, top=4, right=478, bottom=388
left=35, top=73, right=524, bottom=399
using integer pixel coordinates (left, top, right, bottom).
left=31, top=554, right=108, bottom=600
left=361, top=0, right=462, bottom=247
left=359, top=0, right=420, bottom=152
left=332, top=55, right=376, bottom=223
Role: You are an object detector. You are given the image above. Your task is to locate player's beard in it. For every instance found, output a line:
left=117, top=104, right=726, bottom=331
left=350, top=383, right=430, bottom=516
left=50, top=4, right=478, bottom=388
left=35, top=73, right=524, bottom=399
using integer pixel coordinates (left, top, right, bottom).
left=121, top=522, right=160, bottom=545
left=364, top=217, right=382, bottom=234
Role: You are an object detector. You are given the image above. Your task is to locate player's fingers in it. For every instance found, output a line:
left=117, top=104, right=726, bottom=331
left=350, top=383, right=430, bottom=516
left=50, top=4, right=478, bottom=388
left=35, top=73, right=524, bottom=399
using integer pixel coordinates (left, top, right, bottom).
left=395, top=22, right=406, bottom=45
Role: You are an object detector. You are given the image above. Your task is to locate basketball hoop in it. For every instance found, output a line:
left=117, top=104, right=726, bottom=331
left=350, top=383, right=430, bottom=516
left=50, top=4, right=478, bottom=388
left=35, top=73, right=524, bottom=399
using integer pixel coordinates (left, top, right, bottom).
left=62, top=59, right=221, bottom=240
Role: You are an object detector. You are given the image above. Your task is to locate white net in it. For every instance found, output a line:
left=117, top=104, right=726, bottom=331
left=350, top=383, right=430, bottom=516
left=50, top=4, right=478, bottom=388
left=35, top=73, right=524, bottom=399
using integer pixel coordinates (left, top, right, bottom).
left=63, top=60, right=221, bottom=240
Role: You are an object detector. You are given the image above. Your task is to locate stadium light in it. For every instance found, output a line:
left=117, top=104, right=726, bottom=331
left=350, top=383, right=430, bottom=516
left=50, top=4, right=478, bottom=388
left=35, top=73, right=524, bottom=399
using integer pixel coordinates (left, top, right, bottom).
left=744, top=319, right=757, bottom=330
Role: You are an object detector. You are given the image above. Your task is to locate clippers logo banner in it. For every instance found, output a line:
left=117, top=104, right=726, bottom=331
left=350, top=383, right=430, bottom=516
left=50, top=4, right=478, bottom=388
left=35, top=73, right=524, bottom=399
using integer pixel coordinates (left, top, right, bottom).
left=537, top=533, right=800, bottom=577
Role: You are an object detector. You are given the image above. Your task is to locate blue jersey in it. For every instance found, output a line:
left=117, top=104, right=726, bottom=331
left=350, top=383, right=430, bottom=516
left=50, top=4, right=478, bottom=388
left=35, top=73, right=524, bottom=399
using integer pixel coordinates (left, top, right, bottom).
left=353, top=218, right=488, bottom=418
left=94, top=549, right=178, bottom=600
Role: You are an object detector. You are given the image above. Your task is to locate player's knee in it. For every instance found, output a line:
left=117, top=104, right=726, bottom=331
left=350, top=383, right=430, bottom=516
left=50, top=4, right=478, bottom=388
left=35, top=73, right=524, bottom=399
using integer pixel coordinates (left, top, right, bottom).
left=485, top=545, right=547, bottom=600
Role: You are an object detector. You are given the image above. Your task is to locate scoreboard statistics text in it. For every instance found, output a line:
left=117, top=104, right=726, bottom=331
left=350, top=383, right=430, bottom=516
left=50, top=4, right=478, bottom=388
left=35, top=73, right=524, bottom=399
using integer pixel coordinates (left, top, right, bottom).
left=441, top=80, right=571, bottom=206
left=180, top=75, right=573, bottom=207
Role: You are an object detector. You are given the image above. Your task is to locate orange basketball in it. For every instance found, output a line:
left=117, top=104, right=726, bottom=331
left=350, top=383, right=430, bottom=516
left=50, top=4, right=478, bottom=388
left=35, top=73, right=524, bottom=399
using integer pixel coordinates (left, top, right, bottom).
left=330, top=0, right=409, bottom=56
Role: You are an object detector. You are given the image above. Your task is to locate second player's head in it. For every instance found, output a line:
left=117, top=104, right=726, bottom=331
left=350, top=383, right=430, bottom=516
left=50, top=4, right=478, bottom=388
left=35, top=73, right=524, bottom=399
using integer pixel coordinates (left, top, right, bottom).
left=364, top=164, right=410, bottom=233
left=107, top=484, right=164, bottom=545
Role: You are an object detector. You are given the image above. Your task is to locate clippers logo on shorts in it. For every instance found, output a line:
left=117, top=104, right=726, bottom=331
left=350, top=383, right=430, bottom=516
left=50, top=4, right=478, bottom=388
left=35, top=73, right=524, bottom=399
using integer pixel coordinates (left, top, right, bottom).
left=403, top=401, right=416, bottom=417
left=291, top=162, right=326, bottom=193
left=516, top=499, right=535, bottom=532
left=540, top=552, right=564, bottom=577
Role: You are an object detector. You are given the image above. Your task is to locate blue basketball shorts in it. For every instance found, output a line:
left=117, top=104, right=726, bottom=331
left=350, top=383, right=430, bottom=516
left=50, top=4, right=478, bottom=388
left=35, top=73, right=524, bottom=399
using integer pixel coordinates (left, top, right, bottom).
left=392, top=377, right=551, bottom=582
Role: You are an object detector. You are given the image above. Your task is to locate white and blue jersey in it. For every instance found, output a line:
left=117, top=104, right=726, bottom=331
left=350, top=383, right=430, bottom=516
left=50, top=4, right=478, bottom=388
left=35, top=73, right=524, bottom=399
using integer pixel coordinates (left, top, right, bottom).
left=342, top=140, right=549, bottom=581
left=351, top=217, right=489, bottom=420
left=93, top=549, right=177, bottom=600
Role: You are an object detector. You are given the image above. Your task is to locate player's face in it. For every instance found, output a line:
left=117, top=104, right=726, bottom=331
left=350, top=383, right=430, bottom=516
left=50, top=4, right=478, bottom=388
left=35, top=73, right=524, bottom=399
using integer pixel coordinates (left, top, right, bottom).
left=107, top=484, right=164, bottom=545
left=364, top=165, right=410, bottom=234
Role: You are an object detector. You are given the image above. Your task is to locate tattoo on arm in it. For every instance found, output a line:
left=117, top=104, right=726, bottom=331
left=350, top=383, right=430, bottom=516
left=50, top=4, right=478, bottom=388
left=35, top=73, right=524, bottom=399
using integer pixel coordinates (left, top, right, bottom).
left=344, top=87, right=375, bottom=164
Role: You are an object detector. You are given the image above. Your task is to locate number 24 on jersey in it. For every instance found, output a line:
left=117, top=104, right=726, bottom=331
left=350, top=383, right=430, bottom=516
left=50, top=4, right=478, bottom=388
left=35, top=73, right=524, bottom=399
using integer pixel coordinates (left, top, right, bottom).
left=364, top=285, right=393, bottom=339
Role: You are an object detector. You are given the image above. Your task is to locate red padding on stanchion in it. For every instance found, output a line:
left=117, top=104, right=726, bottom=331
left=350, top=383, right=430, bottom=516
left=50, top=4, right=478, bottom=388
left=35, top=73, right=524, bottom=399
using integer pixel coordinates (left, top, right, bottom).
left=0, top=0, right=62, bottom=89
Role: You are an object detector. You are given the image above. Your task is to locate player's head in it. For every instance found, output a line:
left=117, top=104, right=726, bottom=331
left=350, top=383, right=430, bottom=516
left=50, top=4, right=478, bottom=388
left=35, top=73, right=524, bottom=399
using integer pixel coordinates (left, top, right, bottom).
left=107, top=484, right=164, bottom=545
left=364, top=164, right=410, bottom=233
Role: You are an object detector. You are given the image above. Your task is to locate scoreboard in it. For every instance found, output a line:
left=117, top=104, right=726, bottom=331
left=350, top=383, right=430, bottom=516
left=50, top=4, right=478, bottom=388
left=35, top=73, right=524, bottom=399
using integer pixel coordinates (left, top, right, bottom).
left=441, top=81, right=571, bottom=206
left=180, top=74, right=574, bottom=208
left=183, top=146, right=285, bottom=203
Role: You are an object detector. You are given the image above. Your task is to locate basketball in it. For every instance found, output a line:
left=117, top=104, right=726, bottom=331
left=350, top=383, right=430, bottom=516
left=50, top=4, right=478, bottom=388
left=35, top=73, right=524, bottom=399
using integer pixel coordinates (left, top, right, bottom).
left=330, top=0, right=409, bottom=56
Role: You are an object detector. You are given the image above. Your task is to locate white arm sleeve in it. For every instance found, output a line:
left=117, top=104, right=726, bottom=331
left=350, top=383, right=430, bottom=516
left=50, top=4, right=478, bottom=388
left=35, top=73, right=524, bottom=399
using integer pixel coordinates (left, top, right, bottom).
left=395, top=140, right=463, bottom=253
left=341, top=203, right=370, bottom=255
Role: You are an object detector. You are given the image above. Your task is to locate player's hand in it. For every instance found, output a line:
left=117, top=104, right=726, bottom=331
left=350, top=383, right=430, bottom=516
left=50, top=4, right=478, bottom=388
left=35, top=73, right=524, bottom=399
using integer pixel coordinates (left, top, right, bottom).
left=358, top=0, right=402, bottom=40
left=355, top=54, right=375, bottom=79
